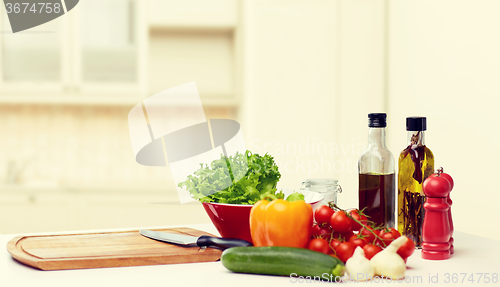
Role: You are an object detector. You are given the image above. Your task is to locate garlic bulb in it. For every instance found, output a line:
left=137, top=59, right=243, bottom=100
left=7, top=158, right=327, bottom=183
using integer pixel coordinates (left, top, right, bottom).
left=370, top=236, right=408, bottom=279
left=346, top=246, right=374, bottom=281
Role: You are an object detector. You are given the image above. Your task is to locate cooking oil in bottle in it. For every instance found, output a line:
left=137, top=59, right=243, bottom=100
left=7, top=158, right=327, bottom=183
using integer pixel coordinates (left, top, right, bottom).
left=398, top=117, right=434, bottom=248
left=358, top=113, right=395, bottom=228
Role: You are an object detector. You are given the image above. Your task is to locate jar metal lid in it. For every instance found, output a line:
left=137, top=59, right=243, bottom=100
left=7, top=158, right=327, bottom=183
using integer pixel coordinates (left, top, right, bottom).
left=303, top=178, right=338, bottom=185
left=301, top=178, right=342, bottom=193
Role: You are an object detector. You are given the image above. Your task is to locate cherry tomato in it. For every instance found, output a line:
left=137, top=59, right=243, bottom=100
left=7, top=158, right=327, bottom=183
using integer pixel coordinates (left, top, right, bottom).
left=330, top=211, right=353, bottom=234
left=397, top=237, right=416, bottom=259
left=359, top=225, right=376, bottom=244
left=308, top=238, right=330, bottom=254
left=378, top=228, right=401, bottom=247
left=348, top=234, right=367, bottom=248
left=363, top=244, right=383, bottom=260
left=311, top=224, right=332, bottom=241
left=389, top=228, right=401, bottom=239
left=329, top=238, right=342, bottom=251
left=378, top=230, right=397, bottom=247
left=315, top=205, right=334, bottom=225
left=423, top=175, right=451, bottom=197
left=335, top=242, right=355, bottom=262
left=332, top=230, right=354, bottom=242
left=349, top=210, right=368, bottom=231
left=311, top=224, right=320, bottom=238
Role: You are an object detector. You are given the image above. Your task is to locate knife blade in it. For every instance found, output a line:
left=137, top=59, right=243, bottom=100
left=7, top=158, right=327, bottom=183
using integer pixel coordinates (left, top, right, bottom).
left=139, top=229, right=253, bottom=250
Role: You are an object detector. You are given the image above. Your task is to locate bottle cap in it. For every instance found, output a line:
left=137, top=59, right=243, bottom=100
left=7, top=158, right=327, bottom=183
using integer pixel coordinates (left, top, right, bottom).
left=406, top=117, right=427, bottom=131
left=368, top=113, right=387, bottom=128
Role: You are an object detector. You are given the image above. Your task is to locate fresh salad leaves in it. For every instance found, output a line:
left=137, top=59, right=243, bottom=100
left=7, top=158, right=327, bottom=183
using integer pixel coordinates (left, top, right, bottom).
left=178, top=151, right=283, bottom=204
left=285, top=192, right=305, bottom=202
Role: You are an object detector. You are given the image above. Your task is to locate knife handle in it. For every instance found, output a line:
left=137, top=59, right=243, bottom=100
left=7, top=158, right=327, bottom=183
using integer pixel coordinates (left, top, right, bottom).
left=197, top=236, right=253, bottom=250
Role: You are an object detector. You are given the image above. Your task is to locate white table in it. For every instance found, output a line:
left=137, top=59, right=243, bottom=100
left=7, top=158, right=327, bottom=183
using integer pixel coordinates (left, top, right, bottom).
left=1, top=224, right=499, bottom=287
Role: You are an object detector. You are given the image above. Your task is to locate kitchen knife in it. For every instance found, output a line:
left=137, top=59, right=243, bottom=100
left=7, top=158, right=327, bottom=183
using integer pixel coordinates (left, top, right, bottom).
left=139, top=229, right=253, bottom=250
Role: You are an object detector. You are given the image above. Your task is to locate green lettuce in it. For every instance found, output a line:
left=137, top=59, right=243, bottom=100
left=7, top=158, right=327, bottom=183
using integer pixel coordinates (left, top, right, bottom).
left=178, top=151, right=282, bottom=204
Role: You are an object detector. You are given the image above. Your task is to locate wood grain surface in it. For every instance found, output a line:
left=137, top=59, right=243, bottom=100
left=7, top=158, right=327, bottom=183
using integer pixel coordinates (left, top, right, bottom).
left=7, top=227, right=222, bottom=271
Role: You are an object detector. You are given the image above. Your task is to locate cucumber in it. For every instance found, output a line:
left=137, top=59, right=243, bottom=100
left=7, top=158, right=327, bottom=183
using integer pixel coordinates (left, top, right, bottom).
left=221, top=246, right=345, bottom=279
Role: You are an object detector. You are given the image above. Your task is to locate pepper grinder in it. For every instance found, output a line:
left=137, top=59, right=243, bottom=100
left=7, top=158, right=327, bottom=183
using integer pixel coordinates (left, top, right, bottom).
left=421, top=174, right=452, bottom=260
left=434, top=167, right=455, bottom=254
left=440, top=168, right=455, bottom=255
left=448, top=194, right=454, bottom=254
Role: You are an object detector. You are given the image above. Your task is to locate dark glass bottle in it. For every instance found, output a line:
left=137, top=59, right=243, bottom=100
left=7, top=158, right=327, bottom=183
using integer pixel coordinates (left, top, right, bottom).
left=358, top=113, right=396, bottom=228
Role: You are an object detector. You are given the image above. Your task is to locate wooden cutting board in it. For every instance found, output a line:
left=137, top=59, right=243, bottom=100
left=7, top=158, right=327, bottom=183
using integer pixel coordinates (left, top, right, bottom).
left=7, top=227, right=222, bottom=271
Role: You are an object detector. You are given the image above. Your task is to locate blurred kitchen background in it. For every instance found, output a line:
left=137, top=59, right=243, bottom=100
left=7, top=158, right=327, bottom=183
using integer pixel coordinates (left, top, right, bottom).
left=0, top=0, right=499, bottom=239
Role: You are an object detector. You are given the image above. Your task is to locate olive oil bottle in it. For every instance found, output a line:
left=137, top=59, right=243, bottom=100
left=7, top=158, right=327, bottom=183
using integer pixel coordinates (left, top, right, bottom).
left=358, top=113, right=395, bottom=228
left=398, top=117, right=434, bottom=248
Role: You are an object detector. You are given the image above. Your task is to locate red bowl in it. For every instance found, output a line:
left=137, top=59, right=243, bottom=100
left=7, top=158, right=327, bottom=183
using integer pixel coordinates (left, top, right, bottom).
left=202, top=191, right=324, bottom=244
left=202, top=202, right=253, bottom=243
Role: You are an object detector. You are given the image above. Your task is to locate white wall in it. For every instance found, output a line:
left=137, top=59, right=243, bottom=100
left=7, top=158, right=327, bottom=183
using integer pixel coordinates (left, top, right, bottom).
left=335, top=0, right=387, bottom=209
left=388, top=0, right=500, bottom=239
left=242, top=0, right=388, bottom=209
left=242, top=0, right=339, bottom=189
left=242, top=0, right=500, bottom=241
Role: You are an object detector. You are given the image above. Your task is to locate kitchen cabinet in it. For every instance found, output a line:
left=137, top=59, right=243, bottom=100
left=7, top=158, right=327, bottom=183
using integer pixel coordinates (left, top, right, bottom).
left=0, top=13, right=68, bottom=97
left=1, top=18, right=63, bottom=84
left=148, top=29, right=237, bottom=105
left=0, top=0, right=241, bottom=106
left=0, top=0, right=242, bottom=107
left=0, top=0, right=147, bottom=105
left=147, top=0, right=237, bottom=29
left=76, top=0, right=146, bottom=92
left=147, top=0, right=241, bottom=106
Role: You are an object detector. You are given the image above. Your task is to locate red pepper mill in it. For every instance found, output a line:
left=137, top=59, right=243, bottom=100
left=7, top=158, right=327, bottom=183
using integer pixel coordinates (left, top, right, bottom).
left=421, top=169, right=453, bottom=260
left=448, top=194, right=454, bottom=254
left=438, top=168, right=455, bottom=254
left=431, top=167, right=455, bottom=254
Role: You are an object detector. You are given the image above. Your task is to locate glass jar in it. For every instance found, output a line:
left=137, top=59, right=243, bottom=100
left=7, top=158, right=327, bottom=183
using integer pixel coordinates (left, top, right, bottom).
left=301, top=179, right=342, bottom=206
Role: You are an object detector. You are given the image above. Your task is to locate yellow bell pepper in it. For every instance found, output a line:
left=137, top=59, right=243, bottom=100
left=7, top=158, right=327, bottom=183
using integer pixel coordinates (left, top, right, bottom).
left=249, top=199, right=313, bottom=248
